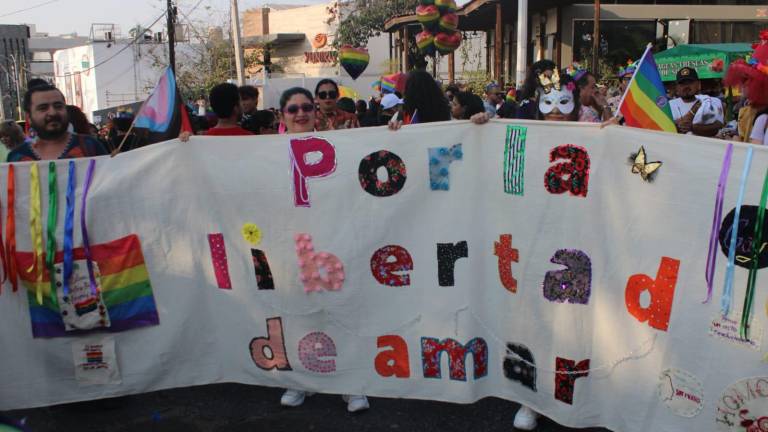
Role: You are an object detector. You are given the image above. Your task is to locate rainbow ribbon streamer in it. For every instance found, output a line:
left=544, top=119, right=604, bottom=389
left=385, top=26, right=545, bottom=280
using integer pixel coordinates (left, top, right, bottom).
left=721, top=147, right=753, bottom=316
left=62, top=161, right=76, bottom=297
left=6, top=165, right=17, bottom=293
left=45, top=162, right=58, bottom=304
left=81, top=160, right=98, bottom=295
left=741, top=167, right=768, bottom=339
left=704, top=143, right=733, bottom=303
left=28, top=163, right=45, bottom=305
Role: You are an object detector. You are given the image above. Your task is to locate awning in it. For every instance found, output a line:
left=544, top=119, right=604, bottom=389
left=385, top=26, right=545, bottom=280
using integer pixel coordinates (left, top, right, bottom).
left=655, top=43, right=752, bottom=82
left=243, top=33, right=305, bottom=47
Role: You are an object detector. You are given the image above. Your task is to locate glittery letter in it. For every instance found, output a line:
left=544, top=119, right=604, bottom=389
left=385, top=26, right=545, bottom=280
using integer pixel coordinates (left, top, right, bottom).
left=251, top=249, right=274, bottom=290
left=289, top=137, right=337, bottom=207
left=249, top=317, right=292, bottom=371
left=494, top=235, right=518, bottom=293
left=358, top=150, right=407, bottom=197
left=543, top=249, right=592, bottom=304
left=437, top=241, right=468, bottom=287
left=504, top=126, right=527, bottom=195
left=503, top=342, right=537, bottom=392
left=295, top=233, right=345, bottom=292
left=428, top=144, right=463, bottom=191
left=375, top=335, right=410, bottom=378
left=544, top=144, right=590, bottom=197
left=421, top=337, right=488, bottom=381
left=208, top=233, right=231, bottom=289
left=370, top=245, right=413, bottom=287
left=555, top=357, right=590, bottom=405
left=625, top=257, right=680, bottom=332
left=298, top=331, right=337, bottom=373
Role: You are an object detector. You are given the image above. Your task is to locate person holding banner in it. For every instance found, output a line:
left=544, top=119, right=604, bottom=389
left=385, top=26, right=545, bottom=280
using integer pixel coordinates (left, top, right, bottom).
left=8, top=84, right=108, bottom=162
left=669, top=67, right=724, bottom=137
left=276, top=86, right=370, bottom=412
left=314, top=79, right=360, bottom=131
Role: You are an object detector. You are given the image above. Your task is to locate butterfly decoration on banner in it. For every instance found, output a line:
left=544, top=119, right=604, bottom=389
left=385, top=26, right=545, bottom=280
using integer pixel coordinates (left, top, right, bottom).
left=415, top=0, right=461, bottom=56
left=630, top=146, right=662, bottom=182
left=338, top=46, right=370, bottom=80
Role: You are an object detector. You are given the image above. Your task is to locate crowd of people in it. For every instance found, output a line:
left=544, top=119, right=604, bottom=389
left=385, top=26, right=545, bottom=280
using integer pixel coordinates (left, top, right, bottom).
left=0, top=29, right=765, bottom=432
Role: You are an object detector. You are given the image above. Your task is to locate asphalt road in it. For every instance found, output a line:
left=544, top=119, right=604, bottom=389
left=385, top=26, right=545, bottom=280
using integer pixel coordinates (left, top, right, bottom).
left=4, top=384, right=611, bottom=432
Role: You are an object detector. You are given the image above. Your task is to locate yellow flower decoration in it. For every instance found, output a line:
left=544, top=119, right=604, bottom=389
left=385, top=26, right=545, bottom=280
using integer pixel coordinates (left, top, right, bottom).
left=242, top=223, right=262, bottom=246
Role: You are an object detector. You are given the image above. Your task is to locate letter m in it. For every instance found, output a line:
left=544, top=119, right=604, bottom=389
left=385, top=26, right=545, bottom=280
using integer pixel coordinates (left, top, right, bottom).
left=421, top=337, right=489, bottom=381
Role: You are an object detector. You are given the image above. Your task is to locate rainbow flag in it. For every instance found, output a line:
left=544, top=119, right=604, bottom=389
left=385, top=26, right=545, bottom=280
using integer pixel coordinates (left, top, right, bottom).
left=618, top=45, right=676, bottom=133
left=17, top=234, right=159, bottom=338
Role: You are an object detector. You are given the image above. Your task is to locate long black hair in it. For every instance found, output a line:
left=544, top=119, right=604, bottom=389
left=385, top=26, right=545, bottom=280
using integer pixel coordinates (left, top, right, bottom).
left=403, top=71, right=451, bottom=123
left=520, top=59, right=557, bottom=102
left=453, top=91, right=485, bottom=120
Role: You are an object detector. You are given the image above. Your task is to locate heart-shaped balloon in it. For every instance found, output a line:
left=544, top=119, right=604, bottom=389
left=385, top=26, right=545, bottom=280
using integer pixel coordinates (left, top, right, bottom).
left=416, top=5, right=440, bottom=31
left=439, top=12, right=458, bottom=33
left=434, top=32, right=462, bottom=55
left=416, top=31, right=436, bottom=56
left=338, top=46, right=370, bottom=80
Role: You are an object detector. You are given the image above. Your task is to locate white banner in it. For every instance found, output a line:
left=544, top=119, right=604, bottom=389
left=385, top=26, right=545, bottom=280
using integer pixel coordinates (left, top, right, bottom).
left=1, top=121, right=767, bottom=432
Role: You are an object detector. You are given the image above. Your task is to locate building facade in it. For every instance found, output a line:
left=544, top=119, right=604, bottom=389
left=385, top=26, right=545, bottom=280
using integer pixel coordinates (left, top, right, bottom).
left=0, top=24, right=31, bottom=120
left=385, top=0, right=767, bottom=87
left=27, top=25, right=89, bottom=84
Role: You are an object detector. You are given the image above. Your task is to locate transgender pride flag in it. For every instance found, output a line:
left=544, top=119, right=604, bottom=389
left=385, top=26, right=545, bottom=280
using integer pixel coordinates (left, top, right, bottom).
left=133, top=67, right=192, bottom=144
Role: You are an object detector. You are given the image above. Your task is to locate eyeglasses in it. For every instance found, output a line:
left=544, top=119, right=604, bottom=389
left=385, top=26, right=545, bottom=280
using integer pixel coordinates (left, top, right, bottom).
left=317, top=91, right=339, bottom=100
left=284, top=103, right=316, bottom=115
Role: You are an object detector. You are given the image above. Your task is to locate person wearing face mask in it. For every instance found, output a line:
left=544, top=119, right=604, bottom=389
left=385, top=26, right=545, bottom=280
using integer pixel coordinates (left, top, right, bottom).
left=517, top=59, right=558, bottom=120
left=535, top=70, right=580, bottom=123
left=8, top=84, right=108, bottom=162
left=669, top=67, right=724, bottom=137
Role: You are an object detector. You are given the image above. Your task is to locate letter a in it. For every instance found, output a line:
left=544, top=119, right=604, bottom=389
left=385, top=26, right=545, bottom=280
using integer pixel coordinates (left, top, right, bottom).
left=375, top=335, right=411, bottom=378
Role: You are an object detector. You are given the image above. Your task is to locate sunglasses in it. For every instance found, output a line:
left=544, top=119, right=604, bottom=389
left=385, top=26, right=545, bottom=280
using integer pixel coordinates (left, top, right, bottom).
left=284, top=103, right=316, bottom=115
left=317, top=91, right=339, bottom=100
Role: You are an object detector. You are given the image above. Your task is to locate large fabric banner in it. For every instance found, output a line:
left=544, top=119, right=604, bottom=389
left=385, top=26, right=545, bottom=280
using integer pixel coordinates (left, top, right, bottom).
left=1, top=121, right=767, bottom=432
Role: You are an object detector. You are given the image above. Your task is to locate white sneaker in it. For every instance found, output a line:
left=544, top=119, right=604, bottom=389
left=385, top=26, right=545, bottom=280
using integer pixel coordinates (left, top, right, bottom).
left=342, top=394, right=370, bottom=412
left=513, top=405, right=539, bottom=430
left=280, top=389, right=308, bottom=407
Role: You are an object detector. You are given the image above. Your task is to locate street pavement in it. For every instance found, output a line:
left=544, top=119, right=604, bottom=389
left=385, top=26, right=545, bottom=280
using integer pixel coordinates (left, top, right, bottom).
left=4, top=383, right=611, bottom=432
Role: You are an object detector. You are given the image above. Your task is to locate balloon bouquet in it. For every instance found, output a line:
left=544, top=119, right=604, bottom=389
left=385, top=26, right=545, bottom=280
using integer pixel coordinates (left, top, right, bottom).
left=415, top=0, right=462, bottom=57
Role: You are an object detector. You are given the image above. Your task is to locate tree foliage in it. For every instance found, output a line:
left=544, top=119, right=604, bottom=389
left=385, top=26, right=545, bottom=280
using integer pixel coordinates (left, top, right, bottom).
left=328, top=0, right=419, bottom=48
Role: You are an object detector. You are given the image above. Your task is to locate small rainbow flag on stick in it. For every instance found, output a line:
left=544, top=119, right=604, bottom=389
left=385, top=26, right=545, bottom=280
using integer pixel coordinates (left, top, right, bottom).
left=617, top=44, right=676, bottom=133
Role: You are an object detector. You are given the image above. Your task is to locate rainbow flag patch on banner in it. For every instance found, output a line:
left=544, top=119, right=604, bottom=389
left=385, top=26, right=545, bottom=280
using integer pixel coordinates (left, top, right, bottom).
left=17, top=234, right=159, bottom=338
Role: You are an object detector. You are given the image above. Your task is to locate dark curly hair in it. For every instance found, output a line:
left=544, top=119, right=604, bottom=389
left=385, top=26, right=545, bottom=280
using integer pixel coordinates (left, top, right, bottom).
left=403, top=71, right=450, bottom=123
left=453, top=92, right=485, bottom=120
left=520, top=59, right=557, bottom=102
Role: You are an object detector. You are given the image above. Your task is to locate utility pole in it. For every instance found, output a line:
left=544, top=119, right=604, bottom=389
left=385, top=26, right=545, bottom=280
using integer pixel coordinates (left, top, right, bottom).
left=592, top=0, right=600, bottom=74
left=9, top=55, right=22, bottom=120
left=167, top=0, right=176, bottom=73
left=231, top=0, right=245, bottom=86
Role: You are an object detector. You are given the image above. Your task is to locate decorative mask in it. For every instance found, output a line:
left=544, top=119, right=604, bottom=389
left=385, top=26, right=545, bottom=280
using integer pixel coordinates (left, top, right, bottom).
left=538, top=87, right=575, bottom=116
left=538, top=69, right=562, bottom=94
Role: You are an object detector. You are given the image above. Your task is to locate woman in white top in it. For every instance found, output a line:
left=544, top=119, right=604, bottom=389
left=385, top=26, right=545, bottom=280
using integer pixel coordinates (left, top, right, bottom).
left=750, top=113, right=768, bottom=145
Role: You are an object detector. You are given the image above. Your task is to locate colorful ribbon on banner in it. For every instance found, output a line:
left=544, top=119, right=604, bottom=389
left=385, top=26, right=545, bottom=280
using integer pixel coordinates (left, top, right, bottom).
left=45, top=162, right=58, bottom=303
left=6, top=165, right=17, bottom=293
left=28, top=163, right=45, bottom=305
left=0, top=171, right=7, bottom=289
left=63, top=161, right=76, bottom=297
left=722, top=147, right=754, bottom=317
left=741, top=167, right=768, bottom=339
left=704, top=143, right=733, bottom=303
left=81, top=160, right=98, bottom=295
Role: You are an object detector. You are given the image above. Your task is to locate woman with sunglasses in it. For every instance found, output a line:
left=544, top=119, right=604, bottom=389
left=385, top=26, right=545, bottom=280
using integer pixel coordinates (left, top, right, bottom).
left=277, top=87, right=371, bottom=413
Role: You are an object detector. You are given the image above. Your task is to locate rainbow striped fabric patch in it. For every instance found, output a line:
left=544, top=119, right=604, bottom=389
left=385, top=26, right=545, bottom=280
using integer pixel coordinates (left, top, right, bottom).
left=17, top=234, right=159, bottom=339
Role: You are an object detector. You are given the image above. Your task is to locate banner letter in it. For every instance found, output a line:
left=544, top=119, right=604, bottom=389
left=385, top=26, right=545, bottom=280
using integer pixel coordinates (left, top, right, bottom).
left=437, top=241, right=468, bottom=287
left=625, top=257, right=680, bottom=331
left=295, top=233, right=345, bottom=293
left=543, top=249, right=592, bottom=304
left=298, top=331, right=337, bottom=373
left=251, top=249, right=274, bottom=290
left=249, top=317, right=292, bottom=371
left=375, top=335, right=410, bottom=378
left=421, top=337, right=488, bottom=381
left=290, top=137, right=337, bottom=207
left=555, top=357, right=590, bottom=405
left=494, top=234, right=519, bottom=293
left=503, top=342, right=537, bottom=391
left=428, top=144, right=463, bottom=191
left=370, top=245, right=413, bottom=287
left=358, top=150, right=407, bottom=197
left=544, top=144, right=590, bottom=197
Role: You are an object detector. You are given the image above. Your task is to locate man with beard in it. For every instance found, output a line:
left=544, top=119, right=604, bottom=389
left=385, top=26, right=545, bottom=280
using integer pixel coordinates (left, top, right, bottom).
left=669, top=67, right=724, bottom=137
left=8, top=85, right=108, bottom=162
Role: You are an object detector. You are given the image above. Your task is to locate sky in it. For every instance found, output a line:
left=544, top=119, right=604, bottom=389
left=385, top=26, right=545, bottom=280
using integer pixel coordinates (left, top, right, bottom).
left=0, top=0, right=328, bottom=36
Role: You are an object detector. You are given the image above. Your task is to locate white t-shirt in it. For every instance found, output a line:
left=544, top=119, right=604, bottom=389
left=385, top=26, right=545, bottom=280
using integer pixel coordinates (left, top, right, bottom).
left=669, top=95, right=724, bottom=125
left=750, top=114, right=768, bottom=146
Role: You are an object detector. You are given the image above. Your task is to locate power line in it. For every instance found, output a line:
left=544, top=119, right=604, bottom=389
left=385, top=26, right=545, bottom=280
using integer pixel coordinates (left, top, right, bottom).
left=53, top=11, right=168, bottom=78
left=0, top=0, right=61, bottom=18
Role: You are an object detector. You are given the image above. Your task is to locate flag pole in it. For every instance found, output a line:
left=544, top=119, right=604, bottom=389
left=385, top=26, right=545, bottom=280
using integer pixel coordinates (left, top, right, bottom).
left=614, top=42, right=653, bottom=119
